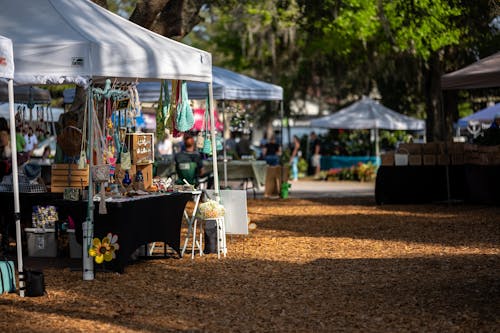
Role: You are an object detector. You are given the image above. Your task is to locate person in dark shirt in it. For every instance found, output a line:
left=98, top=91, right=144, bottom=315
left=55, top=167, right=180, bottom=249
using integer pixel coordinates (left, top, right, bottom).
left=236, top=133, right=252, bottom=158
left=174, top=134, right=204, bottom=185
left=263, top=135, right=281, bottom=166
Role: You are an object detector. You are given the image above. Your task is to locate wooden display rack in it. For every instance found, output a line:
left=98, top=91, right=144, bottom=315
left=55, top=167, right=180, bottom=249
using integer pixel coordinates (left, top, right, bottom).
left=50, top=164, right=89, bottom=193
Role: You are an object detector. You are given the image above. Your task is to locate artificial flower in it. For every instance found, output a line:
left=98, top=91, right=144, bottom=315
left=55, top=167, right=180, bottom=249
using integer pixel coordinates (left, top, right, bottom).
left=88, top=233, right=119, bottom=264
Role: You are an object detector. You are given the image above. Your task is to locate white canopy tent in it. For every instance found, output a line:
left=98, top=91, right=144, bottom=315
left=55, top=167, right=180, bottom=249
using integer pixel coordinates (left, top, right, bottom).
left=0, top=0, right=218, bottom=281
left=310, top=96, right=426, bottom=155
left=0, top=35, right=25, bottom=296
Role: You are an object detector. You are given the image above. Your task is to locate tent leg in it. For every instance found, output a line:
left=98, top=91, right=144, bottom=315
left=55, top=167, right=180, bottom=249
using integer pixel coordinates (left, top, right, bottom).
left=83, top=85, right=94, bottom=281
left=8, top=78, right=25, bottom=297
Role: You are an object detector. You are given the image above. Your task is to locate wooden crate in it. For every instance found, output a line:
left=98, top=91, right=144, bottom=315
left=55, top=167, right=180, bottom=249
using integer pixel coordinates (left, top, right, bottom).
left=408, top=155, right=422, bottom=166
left=451, top=153, right=464, bottom=165
left=447, top=142, right=465, bottom=154
left=437, top=154, right=450, bottom=166
left=116, top=163, right=153, bottom=190
left=51, top=164, right=89, bottom=193
left=381, top=152, right=395, bottom=166
left=423, top=154, right=436, bottom=165
left=398, top=143, right=422, bottom=155
left=464, top=151, right=483, bottom=164
left=126, top=133, right=154, bottom=164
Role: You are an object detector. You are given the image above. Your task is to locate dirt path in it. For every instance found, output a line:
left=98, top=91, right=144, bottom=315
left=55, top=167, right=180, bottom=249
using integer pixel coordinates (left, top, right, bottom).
left=0, top=197, right=498, bottom=332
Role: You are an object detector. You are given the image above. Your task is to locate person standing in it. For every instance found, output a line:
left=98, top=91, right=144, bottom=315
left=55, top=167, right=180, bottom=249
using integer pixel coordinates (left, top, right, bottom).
left=309, top=132, right=321, bottom=177
left=23, top=126, right=38, bottom=156
left=289, top=135, right=301, bottom=181
left=263, top=135, right=281, bottom=166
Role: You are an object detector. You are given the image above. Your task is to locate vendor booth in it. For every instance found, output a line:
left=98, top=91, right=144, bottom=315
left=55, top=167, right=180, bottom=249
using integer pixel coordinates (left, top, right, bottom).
left=309, top=96, right=426, bottom=168
left=0, top=0, right=219, bottom=280
left=135, top=66, right=284, bottom=188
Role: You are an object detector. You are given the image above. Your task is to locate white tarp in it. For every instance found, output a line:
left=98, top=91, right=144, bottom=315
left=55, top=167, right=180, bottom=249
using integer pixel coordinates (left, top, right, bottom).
left=0, top=36, right=14, bottom=80
left=310, top=96, right=425, bottom=130
left=0, top=0, right=212, bottom=85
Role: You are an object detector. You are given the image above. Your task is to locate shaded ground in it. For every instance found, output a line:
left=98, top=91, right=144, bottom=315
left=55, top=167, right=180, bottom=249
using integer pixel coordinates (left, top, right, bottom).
left=0, top=196, right=499, bottom=332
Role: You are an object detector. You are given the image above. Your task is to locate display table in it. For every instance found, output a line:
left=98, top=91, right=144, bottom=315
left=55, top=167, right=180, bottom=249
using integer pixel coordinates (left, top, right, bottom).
left=375, top=165, right=465, bottom=204
left=203, top=160, right=267, bottom=190
left=375, top=165, right=500, bottom=205
left=75, top=192, right=191, bottom=273
left=0, top=191, right=191, bottom=273
left=321, top=156, right=381, bottom=170
left=0, top=192, right=83, bottom=252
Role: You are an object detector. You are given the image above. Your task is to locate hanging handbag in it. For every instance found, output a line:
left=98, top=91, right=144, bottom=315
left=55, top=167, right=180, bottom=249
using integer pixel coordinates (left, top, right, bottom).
left=175, top=81, right=195, bottom=132
left=0, top=259, right=16, bottom=294
left=201, top=107, right=212, bottom=155
left=216, top=133, right=223, bottom=151
left=120, top=144, right=131, bottom=171
left=78, top=100, right=88, bottom=170
left=196, top=132, right=205, bottom=150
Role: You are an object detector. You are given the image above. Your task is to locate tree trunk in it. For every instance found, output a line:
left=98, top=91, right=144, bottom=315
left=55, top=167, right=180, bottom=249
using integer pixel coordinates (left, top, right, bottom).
left=424, top=53, right=445, bottom=142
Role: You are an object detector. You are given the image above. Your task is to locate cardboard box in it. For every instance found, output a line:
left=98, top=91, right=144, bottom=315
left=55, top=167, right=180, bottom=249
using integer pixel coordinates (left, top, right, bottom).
left=67, top=229, right=82, bottom=259
left=381, top=153, right=395, bottom=166
left=25, top=228, right=57, bottom=257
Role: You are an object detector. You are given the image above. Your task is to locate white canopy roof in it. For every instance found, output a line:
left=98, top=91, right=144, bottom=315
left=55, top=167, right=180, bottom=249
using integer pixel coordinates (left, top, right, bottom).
left=0, top=0, right=212, bottom=85
left=66, top=66, right=283, bottom=102
left=0, top=36, right=14, bottom=80
left=310, top=96, right=425, bottom=130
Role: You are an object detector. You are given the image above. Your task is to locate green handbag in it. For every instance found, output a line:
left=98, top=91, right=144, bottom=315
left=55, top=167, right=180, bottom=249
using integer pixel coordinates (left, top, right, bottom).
left=176, top=81, right=194, bottom=132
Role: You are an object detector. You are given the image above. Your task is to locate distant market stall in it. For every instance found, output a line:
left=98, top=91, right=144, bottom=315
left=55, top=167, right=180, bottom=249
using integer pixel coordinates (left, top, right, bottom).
left=309, top=96, right=425, bottom=168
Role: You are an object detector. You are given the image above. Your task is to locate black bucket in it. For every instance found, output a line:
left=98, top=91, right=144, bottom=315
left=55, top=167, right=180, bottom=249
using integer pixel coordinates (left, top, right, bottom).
left=24, top=270, right=45, bottom=297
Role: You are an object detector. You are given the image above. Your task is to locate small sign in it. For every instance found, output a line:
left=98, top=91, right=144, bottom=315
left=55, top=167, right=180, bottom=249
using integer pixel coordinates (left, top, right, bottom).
left=72, top=57, right=84, bottom=66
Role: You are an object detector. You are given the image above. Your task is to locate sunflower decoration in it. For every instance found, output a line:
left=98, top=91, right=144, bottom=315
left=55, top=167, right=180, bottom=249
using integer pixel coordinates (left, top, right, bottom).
left=88, top=233, right=119, bottom=264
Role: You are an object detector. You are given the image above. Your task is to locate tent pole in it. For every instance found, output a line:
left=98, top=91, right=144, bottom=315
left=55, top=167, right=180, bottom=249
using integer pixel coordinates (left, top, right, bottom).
left=375, top=128, right=380, bottom=157
left=222, top=100, right=227, bottom=188
left=280, top=100, right=285, bottom=187
left=8, top=78, right=24, bottom=297
left=83, top=85, right=94, bottom=281
left=208, top=82, right=220, bottom=198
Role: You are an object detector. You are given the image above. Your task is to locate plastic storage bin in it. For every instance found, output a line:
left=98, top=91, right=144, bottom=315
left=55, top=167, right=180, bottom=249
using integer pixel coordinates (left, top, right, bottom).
left=25, top=228, right=57, bottom=257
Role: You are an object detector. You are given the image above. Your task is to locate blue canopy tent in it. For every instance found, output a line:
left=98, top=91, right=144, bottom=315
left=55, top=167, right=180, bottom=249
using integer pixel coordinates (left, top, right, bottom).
left=457, top=103, right=500, bottom=127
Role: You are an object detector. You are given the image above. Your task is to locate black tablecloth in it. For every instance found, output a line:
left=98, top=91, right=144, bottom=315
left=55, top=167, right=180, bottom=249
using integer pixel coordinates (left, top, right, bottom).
left=0, top=192, right=191, bottom=273
left=375, top=165, right=500, bottom=205
left=0, top=192, right=83, bottom=251
left=74, top=193, right=191, bottom=273
left=375, top=165, right=466, bottom=204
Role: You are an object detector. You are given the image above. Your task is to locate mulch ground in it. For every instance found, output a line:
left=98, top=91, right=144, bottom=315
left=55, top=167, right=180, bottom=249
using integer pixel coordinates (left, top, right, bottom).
left=0, top=196, right=499, bottom=332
